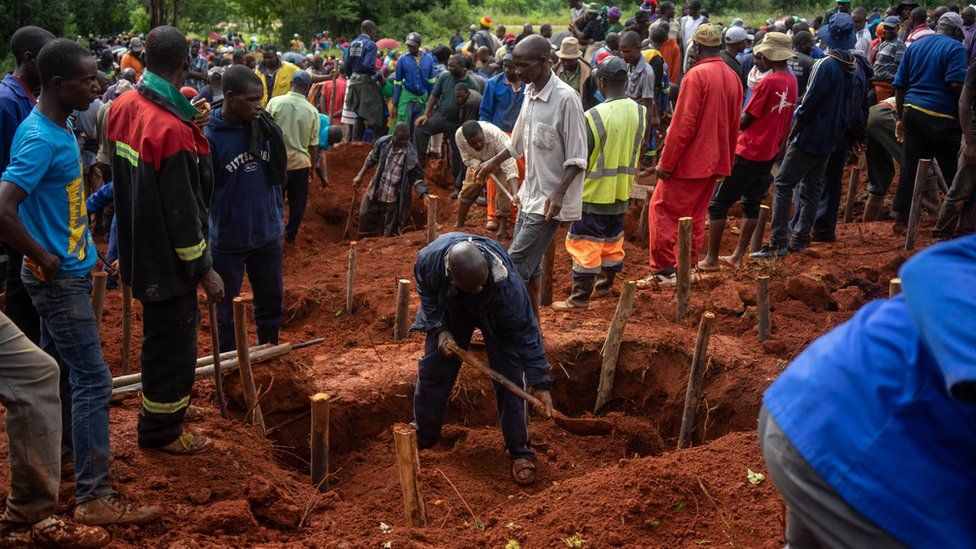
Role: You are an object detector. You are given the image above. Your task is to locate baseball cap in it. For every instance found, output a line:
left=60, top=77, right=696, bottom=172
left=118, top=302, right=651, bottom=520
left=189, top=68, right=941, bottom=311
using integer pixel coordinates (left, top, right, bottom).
left=129, top=37, right=144, bottom=52
left=405, top=32, right=422, bottom=47
left=291, top=70, right=312, bottom=86
left=881, top=15, right=901, bottom=28
left=693, top=24, right=723, bottom=47
left=586, top=3, right=600, bottom=14
left=597, top=55, right=628, bottom=82
left=725, top=26, right=754, bottom=44
left=938, top=12, right=965, bottom=31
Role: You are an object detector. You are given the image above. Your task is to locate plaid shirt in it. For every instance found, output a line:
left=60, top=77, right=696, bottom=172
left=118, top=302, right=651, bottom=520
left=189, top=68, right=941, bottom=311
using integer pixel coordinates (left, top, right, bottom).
left=372, top=146, right=406, bottom=203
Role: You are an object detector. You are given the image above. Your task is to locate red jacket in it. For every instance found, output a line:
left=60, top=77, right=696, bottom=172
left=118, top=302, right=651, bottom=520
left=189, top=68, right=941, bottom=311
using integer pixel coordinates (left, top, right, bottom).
left=658, top=56, right=742, bottom=180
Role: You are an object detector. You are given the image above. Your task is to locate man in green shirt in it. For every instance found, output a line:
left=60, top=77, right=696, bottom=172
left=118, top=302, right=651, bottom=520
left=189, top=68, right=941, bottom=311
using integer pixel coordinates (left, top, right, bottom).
left=415, top=54, right=481, bottom=198
left=267, top=70, right=323, bottom=244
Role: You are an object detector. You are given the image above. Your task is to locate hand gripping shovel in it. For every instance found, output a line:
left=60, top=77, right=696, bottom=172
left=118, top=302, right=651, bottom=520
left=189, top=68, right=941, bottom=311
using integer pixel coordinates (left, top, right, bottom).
left=446, top=342, right=612, bottom=436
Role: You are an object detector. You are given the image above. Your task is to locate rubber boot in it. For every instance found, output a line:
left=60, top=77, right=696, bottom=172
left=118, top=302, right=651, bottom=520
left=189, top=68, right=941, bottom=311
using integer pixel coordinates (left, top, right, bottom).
left=551, top=278, right=596, bottom=312
left=862, top=193, right=885, bottom=222
left=592, top=269, right=617, bottom=298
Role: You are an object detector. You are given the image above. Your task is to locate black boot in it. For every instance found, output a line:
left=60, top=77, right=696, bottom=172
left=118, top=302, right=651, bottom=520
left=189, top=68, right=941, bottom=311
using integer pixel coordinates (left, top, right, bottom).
left=552, top=277, right=596, bottom=312
left=592, top=269, right=617, bottom=298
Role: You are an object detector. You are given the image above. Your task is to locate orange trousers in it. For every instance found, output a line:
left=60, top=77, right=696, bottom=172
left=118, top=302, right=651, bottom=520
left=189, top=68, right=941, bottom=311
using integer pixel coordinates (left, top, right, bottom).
left=487, top=136, right=525, bottom=221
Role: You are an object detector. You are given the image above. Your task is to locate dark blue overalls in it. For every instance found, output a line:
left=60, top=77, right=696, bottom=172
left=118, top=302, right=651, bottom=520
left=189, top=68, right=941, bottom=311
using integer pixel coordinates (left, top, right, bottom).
left=411, top=233, right=551, bottom=460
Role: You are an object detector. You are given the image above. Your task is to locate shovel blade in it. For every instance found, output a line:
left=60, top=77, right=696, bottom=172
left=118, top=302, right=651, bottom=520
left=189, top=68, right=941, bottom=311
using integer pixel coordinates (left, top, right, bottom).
left=552, top=415, right=614, bottom=436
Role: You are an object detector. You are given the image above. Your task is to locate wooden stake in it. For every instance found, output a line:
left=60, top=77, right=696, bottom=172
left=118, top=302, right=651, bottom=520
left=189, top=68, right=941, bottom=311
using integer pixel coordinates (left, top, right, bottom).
left=233, top=297, right=266, bottom=437
left=346, top=242, right=356, bottom=314
left=594, top=281, right=637, bottom=414
left=676, top=217, right=692, bottom=321
left=843, top=165, right=862, bottom=223
left=310, top=393, right=330, bottom=491
left=677, top=311, right=715, bottom=450
left=889, top=277, right=902, bottom=298
left=393, top=279, right=411, bottom=341
left=905, top=158, right=931, bottom=251
left=637, top=198, right=649, bottom=243
left=91, top=271, right=107, bottom=332
left=121, top=284, right=132, bottom=375
left=392, top=423, right=427, bottom=527
left=757, top=276, right=771, bottom=342
left=540, top=238, right=556, bottom=307
left=426, top=195, right=438, bottom=244
left=750, top=205, right=770, bottom=254
left=207, top=301, right=228, bottom=419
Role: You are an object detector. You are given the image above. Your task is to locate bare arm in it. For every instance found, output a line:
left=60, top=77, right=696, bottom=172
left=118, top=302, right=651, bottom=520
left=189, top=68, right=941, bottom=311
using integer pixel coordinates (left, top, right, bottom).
left=0, top=182, right=60, bottom=280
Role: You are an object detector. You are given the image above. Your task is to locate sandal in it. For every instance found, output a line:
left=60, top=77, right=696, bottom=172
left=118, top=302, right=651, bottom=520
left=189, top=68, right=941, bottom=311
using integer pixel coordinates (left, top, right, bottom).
left=511, top=458, right=536, bottom=486
left=157, top=430, right=213, bottom=456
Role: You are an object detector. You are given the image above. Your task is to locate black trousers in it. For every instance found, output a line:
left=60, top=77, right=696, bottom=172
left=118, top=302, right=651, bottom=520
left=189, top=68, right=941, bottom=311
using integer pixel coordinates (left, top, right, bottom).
left=137, top=290, right=199, bottom=447
left=283, top=168, right=310, bottom=243
left=892, top=107, right=961, bottom=221
left=414, top=115, right=463, bottom=189
left=708, top=155, right=774, bottom=221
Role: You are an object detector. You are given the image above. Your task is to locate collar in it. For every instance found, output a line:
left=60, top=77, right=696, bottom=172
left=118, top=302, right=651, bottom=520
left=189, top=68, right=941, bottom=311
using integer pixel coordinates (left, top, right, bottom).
left=443, top=239, right=509, bottom=286
left=3, top=74, right=36, bottom=103
left=526, top=71, right=558, bottom=101
left=141, top=70, right=199, bottom=119
left=693, top=56, right=725, bottom=68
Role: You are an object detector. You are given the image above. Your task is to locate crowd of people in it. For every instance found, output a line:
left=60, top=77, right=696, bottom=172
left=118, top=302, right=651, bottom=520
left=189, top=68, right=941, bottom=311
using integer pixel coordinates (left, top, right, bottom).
left=0, top=0, right=973, bottom=545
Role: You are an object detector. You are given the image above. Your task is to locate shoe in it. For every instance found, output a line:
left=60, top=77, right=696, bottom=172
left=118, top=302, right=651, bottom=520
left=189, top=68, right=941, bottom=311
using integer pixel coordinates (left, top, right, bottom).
left=810, top=233, right=836, bottom=243
left=787, top=241, right=808, bottom=253
left=592, top=269, right=617, bottom=298
left=636, top=268, right=677, bottom=289
left=183, top=404, right=205, bottom=423
left=551, top=278, right=595, bottom=311
left=511, top=458, right=536, bottom=486
left=74, top=494, right=162, bottom=526
left=157, top=430, right=212, bottom=455
left=485, top=219, right=499, bottom=231
left=862, top=193, right=885, bottom=222
left=749, top=244, right=789, bottom=260
left=32, top=516, right=109, bottom=548
left=475, top=196, right=487, bottom=206
left=450, top=190, right=460, bottom=200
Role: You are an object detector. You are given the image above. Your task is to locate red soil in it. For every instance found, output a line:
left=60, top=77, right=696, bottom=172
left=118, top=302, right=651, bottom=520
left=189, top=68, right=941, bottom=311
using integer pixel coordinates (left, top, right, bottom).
left=0, top=143, right=929, bottom=546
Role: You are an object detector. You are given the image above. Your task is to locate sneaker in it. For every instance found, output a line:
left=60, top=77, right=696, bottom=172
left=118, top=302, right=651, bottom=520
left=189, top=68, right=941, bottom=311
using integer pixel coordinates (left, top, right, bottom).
left=74, top=494, right=162, bottom=526
left=32, top=516, right=109, bottom=548
left=636, top=268, right=677, bottom=289
left=485, top=219, right=499, bottom=231
left=787, top=241, right=808, bottom=253
left=157, top=430, right=213, bottom=455
left=749, top=244, right=789, bottom=260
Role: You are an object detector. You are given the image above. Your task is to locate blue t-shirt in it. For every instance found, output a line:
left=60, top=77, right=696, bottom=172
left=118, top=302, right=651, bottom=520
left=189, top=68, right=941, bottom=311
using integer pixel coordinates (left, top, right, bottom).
left=1, top=108, right=96, bottom=276
left=318, top=113, right=331, bottom=152
left=892, top=33, right=968, bottom=116
left=764, top=235, right=976, bottom=548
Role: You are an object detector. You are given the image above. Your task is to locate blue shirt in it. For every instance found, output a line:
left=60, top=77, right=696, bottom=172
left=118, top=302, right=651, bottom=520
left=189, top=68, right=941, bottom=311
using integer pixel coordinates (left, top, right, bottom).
left=318, top=113, right=331, bottom=152
left=393, top=51, right=436, bottom=105
left=793, top=54, right=853, bottom=155
left=892, top=33, right=968, bottom=117
left=0, top=74, right=36, bottom=175
left=344, top=34, right=377, bottom=76
left=204, top=109, right=284, bottom=252
left=764, top=235, right=976, bottom=548
left=1, top=108, right=96, bottom=276
left=478, top=73, right=525, bottom=133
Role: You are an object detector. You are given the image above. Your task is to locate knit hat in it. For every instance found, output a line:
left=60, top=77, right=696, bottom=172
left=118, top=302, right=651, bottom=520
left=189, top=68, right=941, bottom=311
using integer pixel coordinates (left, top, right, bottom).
left=480, top=16, right=493, bottom=28
left=692, top=24, right=723, bottom=47
left=608, top=6, right=622, bottom=19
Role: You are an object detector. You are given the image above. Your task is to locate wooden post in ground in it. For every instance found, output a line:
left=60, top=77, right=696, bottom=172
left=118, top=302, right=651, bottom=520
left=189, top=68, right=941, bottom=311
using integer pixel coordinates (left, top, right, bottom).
left=843, top=165, right=862, bottom=223
left=394, top=279, right=411, bottom=341
left=540, top=238, right=556, bottom=307
left=750, top=205, right=770, bottom=254
left=92, top=271, right=107, bottom=332
left=346, top=242, right=356, bottom=314
left=594, top=281, right=637, bottom=414
left=426, top=195, right=438, bottom=244
left=757, top=276, right=771, bottom=342
left=637, top=198, right=649, bottom=243
left=392, top=423, right=427, bottom=527
left=310, top=393, right=330, bottom=491
left=121, top=284, right=132, bottom=375
left=676, top=217, right=692, bottom=321
left=233, top=297, right=266, bottom=437
left=905, top=158, right=931, bottom=251
left=677, top=311, right=715, bottom=450
left=889, top=277, right=902, bottom=298
left=207, top=302, right=228, bottom=418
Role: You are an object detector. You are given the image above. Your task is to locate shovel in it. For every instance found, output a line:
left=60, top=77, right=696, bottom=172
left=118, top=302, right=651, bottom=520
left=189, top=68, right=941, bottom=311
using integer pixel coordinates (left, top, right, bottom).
left=446, top=342, right=613, bottom=437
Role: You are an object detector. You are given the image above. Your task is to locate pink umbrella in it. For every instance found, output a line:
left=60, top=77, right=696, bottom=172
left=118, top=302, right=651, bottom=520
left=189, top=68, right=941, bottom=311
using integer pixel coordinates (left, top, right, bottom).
left=375, top=38, right=401, bottom=49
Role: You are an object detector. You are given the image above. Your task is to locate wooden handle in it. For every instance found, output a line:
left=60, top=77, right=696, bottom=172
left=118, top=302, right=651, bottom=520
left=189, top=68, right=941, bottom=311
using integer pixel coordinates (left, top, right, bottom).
left=488, top=173, right=515, bottom=202
left=445, top=341, right=545, bottom=413
left=207, top=301, right=228, bottom=418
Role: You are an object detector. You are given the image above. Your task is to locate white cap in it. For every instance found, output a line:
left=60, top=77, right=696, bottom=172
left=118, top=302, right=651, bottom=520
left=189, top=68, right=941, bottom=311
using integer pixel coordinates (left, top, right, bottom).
left=725, top=26, right=754, bottom=44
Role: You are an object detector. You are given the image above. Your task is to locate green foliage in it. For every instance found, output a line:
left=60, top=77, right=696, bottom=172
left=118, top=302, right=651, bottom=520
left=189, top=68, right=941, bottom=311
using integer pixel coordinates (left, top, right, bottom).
left=129, top=5, right=151, bottom=34
left=0, top=0, right=72, bottom=70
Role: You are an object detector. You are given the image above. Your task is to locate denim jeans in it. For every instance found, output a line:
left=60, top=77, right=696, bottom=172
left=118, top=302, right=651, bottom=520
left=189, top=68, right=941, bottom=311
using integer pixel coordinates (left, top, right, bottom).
left=769, top=146, right=829, bottom=248
left=22, top=268, right=113, bottom=504
left=508, top=211, right=560, bottom=282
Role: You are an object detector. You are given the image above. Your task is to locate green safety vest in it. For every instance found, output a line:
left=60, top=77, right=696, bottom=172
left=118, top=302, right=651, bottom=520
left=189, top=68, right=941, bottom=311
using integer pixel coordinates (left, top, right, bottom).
left=583, top=98, right=645, bottom=205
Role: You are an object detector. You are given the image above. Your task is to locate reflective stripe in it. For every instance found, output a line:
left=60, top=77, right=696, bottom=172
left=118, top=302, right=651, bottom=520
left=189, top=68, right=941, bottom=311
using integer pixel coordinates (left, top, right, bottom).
left=571, top=263, right=602, bottom=274
left=427, top=78, right=437, bottom=83
left=601, top=259, right=624, bottom=268
left=142, top=394, right=190, bottom=414
left=567, top=232, right=613, bottom=243
left=393, top=80, right=403, bottom=85
left=116, top=141, right=139, bottom=167
left=586, top=166, right=637, bottom=179
left=174, top=239, right=206, bottom=261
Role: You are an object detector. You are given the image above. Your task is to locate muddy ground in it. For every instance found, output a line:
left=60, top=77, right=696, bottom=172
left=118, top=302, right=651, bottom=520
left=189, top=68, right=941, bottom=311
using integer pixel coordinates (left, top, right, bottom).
left=0, top=142, right=931, bottom=547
